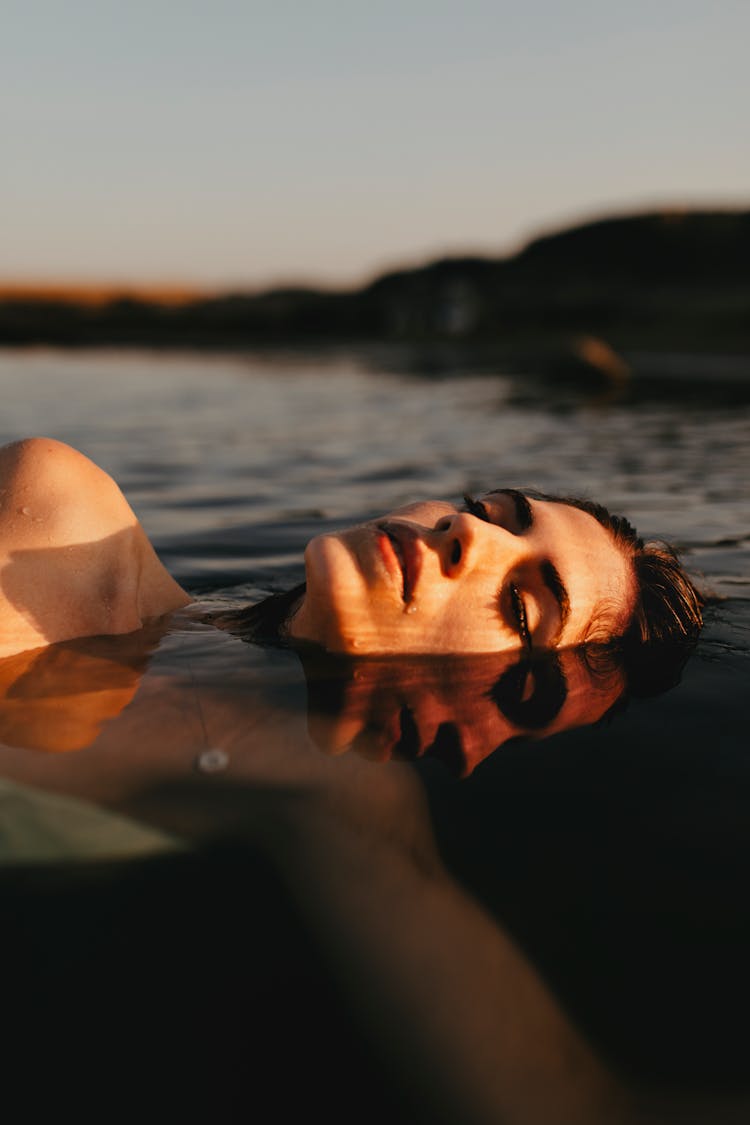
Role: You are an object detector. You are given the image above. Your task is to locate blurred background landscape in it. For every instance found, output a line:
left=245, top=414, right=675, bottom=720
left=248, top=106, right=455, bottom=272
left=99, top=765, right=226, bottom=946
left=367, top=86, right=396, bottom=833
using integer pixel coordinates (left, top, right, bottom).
left=2, top=209, right=749, bottom=390
left=2, top=0, right=748, bottom=389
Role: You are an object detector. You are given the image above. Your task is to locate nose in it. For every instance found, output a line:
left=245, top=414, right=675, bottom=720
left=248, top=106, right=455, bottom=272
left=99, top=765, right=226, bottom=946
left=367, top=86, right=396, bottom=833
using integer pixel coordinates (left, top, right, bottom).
left=433, top=511, right=521, bottom=578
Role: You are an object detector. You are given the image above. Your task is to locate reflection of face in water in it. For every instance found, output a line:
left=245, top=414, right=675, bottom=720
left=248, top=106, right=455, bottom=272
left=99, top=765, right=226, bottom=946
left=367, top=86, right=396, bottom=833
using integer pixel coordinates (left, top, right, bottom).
left=301, top=645, right=626, bottom=777
left=0, top=624, right=625, bottom=771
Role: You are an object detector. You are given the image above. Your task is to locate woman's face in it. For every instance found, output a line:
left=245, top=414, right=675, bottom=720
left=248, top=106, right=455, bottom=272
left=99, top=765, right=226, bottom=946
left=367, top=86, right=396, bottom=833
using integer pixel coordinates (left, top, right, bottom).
left=288, top=492, right=635, bottom=655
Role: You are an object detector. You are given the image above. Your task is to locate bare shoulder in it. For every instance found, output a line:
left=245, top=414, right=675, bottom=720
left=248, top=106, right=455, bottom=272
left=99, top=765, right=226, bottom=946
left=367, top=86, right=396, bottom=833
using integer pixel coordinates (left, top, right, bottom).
left=0, top=435, right=106, bottom=482
left=0, top=437, right=132, bottom=537
left=0, top=438, right=190, bottom=656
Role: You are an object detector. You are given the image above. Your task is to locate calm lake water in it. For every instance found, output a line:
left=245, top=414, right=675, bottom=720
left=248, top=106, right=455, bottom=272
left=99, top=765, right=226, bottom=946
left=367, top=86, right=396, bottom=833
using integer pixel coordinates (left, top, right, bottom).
left=1, top=347, right=749, bottom=1125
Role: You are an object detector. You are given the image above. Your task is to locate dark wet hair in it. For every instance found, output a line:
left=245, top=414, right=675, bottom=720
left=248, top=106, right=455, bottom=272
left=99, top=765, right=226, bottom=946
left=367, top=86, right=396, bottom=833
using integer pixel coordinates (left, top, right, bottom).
left=209, top=582, right=306, bottom=646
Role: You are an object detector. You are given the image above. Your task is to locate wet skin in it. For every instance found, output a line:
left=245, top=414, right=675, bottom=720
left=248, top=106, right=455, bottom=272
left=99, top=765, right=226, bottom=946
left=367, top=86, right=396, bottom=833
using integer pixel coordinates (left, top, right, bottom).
left=289, top=493, right=636, bottom=655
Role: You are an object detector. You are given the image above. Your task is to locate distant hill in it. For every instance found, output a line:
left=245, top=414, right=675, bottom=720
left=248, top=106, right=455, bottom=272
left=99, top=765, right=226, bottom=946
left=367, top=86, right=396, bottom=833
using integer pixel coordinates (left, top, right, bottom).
left=2, top=210, right=749, bottom=377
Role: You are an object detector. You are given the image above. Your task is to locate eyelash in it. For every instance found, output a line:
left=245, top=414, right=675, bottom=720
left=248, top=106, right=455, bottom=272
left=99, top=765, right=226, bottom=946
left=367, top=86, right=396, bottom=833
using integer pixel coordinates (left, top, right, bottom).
left=463, top=494, right=532, bottom=650
left=462, top=493, right=489, bottom=521
left=510, top=585, right=532, bottom=651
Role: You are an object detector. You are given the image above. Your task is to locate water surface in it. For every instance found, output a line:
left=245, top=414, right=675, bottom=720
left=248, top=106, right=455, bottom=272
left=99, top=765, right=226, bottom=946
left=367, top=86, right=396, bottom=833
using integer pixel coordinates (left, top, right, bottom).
left=0, top=347, right=748, bottom=1125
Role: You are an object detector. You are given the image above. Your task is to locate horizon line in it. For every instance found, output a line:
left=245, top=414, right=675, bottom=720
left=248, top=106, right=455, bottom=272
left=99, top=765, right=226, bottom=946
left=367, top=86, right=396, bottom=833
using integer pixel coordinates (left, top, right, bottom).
left=2, top=198, right=748, bottom=305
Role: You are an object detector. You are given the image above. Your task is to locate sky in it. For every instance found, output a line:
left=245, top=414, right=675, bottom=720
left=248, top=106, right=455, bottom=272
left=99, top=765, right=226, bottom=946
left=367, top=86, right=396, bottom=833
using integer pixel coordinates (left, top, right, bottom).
left=2, top=0, right=748, bottom=290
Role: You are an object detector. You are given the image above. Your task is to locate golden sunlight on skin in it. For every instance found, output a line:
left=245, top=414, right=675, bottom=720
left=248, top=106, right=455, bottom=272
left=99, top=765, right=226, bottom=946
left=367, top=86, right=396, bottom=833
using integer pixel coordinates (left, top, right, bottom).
left=289, top=496, right=635, bottom=655
left=0, top=438, right=189, bottom=658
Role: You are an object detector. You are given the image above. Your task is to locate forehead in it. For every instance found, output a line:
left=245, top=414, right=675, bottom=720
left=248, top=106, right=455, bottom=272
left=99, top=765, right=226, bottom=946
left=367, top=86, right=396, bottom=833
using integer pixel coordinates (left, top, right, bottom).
left=524, top=496, right=635, bottom=643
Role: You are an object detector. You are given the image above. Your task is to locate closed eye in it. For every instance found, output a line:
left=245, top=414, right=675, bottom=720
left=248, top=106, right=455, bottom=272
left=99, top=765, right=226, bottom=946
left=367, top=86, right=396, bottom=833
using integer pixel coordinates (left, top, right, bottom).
left=510, top=583, right=532, bottom=651
left=463, top=492, right=532, bottom=652
left=491, top=488, right=533, bottom=532
left=464, top=490, right=533, bottom=534
left=462, top=493, right=490, bottom=522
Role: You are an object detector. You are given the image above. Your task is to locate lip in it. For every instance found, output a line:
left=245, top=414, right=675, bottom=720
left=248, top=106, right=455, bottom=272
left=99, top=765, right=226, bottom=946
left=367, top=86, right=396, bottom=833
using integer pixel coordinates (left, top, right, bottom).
left=376, top=521, right=423, bottom=604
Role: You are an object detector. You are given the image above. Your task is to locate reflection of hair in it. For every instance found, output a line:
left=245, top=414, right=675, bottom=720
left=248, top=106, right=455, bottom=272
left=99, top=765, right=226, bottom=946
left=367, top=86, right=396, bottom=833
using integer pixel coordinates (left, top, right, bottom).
left=523, top=491, right=705, bottom=648
left=583, top=635, right=694, bottom=706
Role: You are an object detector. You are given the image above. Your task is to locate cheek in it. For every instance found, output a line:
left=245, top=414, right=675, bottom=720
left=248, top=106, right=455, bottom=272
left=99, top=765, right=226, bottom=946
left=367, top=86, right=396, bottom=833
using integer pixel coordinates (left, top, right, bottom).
left=301, top=531, right=399, bottom=653
left=423, top=581, right=509, bottom=653
left=400, top=594, right=516, bottom=655
left=303, top=533, right=344, bottom=586
left=304, top=531, right=375, bottom=599
left=294, top=534, right=366, bottom=649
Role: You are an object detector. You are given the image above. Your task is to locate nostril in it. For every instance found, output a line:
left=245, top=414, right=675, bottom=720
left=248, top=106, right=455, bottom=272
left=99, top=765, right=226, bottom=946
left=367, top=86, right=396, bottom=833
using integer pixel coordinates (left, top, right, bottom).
left=435, top=517, right=452, bottom=532
left=450, top=539, right=462, bottom=566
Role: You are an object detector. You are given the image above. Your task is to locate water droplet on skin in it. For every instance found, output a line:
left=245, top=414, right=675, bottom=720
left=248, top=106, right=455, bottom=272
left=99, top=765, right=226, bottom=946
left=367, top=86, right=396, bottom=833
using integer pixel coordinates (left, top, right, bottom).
left=19, top=506, right=31, bottom=516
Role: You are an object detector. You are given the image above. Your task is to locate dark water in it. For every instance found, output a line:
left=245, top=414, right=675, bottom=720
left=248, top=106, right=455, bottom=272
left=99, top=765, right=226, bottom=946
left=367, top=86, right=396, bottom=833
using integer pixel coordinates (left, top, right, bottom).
left=0, top=348, right=749, bottom=1124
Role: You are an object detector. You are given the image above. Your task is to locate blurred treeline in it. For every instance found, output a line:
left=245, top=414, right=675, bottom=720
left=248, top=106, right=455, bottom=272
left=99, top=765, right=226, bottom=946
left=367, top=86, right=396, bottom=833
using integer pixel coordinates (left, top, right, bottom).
left=2, top=210, right=749, bottom=374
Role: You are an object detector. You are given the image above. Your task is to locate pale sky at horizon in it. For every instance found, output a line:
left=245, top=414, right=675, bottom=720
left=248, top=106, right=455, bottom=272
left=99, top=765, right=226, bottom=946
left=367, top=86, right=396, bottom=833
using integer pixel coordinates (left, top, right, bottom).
left=2, top=0, right=748, bottom=290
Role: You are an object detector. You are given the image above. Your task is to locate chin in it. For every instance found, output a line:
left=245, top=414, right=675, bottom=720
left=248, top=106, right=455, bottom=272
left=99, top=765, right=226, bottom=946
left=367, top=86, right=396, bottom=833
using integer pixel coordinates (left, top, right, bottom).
left=290, top=532, right=371, bottom=652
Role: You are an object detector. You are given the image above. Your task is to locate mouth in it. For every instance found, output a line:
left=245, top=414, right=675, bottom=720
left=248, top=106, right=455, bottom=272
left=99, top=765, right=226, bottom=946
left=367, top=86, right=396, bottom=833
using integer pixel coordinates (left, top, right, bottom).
left=376, top=521, right=422, bottom=605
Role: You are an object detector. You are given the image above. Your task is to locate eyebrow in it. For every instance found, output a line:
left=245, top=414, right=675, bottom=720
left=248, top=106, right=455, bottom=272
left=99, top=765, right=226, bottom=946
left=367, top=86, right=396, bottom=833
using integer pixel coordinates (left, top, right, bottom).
left=490, top=489, right=571, bottom=644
